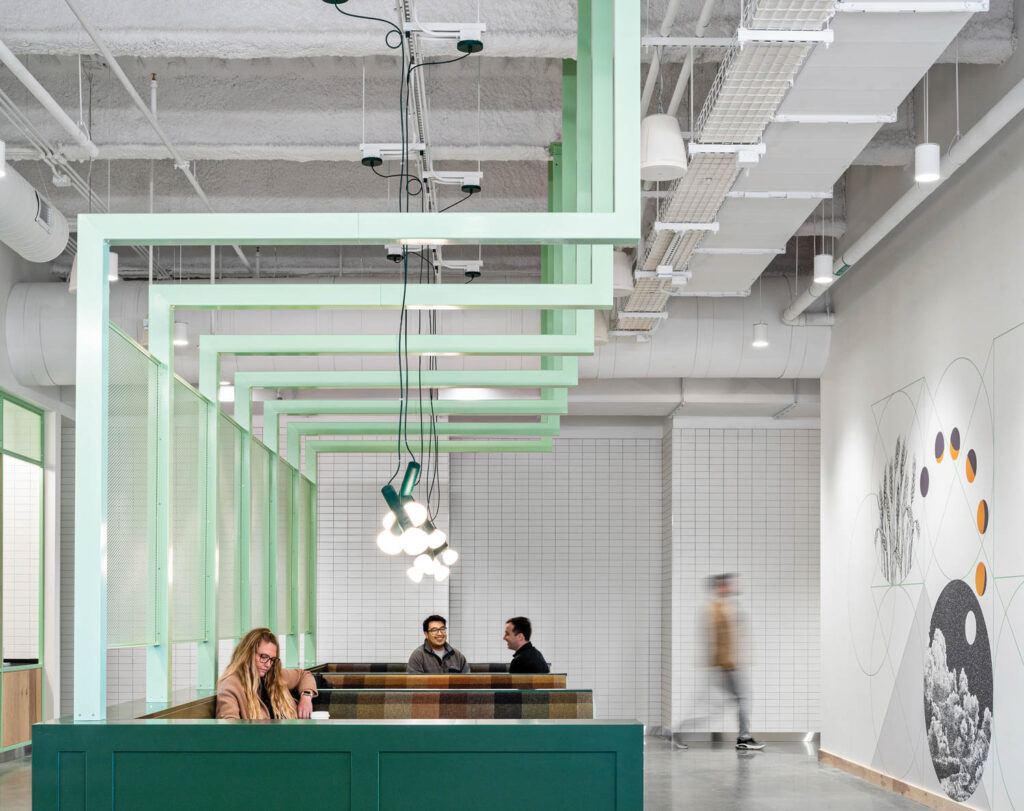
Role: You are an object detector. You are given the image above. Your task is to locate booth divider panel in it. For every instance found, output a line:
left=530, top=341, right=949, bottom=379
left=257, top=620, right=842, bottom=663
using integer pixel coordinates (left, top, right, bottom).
left=106, top=328, right=157, bottom=647
left=170, top=381, right=209, bottom=643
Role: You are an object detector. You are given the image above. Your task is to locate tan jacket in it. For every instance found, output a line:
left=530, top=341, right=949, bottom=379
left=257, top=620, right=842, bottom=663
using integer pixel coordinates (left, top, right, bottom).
left=709, top=599, right=735, bottom=671
left=216, top=668, right=317, bottom=719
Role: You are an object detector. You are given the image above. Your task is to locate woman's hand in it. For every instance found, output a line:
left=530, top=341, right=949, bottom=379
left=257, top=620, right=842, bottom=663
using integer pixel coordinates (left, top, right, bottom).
left=297, top=694, right=313, bottom=719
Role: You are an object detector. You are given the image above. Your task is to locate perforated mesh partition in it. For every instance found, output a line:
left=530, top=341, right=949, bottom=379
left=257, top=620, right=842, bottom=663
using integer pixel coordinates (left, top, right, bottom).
left=170, top=381, right=208, bottom=643
left=296, top=477, right=310, bottom=635
left=2, top=399, right=42, bottom=462
left=249, top=440, right=271, bottom=627
left=106, top=328, right=158, bottom=647
left=217, top=416, right=243, bottom=639
left=276, top=458, right=294, bottom=634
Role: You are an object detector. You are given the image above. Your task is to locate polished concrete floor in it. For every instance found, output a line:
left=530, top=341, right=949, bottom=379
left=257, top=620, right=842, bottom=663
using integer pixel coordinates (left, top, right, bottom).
left=0, top=738, right=928, bottom=809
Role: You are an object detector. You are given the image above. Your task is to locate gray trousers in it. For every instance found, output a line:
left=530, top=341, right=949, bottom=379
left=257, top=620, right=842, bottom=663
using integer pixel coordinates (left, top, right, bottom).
left=720, top=669, right=750, bottom=738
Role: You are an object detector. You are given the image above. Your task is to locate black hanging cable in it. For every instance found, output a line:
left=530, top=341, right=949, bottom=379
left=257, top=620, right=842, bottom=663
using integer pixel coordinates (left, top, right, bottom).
left=441, top=191, right=474, bottom=213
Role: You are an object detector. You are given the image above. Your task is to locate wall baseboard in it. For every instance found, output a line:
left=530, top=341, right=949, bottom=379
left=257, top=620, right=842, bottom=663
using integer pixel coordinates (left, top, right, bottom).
left=818, top=749, right=973, bottom=811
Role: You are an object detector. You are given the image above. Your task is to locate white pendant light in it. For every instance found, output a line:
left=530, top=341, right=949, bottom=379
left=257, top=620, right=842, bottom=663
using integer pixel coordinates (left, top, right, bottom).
left=914, top=143, right=940, bottom=183
left=0, top=139, right=6, bottom=177
left=406, top=566, right=424, bottom=583
left=173, top=321, right=189, bottom=347
left=640, top=114, right=687, bottom=182
left=434, top=564, right=451, bottom=582
left=612, top=250, right=634, bottom=297
left=915, top=72, right=940, bottom=183
left=813, top=253, right=834, bottom=285
left=752, top=322, right=769, bottom=349
left=376, top=529, right=404, bottom=556
left=440, top=547, right=459, bottom=566
left=107, top=250, right=119, bottom=282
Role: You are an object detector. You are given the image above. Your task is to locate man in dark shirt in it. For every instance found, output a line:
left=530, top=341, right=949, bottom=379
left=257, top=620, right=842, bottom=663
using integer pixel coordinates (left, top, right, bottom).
left=504, top=616, right=550, bottom=673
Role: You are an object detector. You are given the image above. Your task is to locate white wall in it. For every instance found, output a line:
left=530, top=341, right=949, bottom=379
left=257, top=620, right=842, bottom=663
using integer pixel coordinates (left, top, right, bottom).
left=821, top=112, right=1024, bottom=807
left=663, top=423, right=820, bottom=736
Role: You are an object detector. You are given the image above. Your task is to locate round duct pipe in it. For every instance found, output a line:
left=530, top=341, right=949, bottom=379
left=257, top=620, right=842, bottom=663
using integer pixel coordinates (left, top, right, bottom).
left=579, top=277, right=830, bottom=379
left=0, top=162, right=70, bottom=263
left=6, top=277, right=829, bottom=387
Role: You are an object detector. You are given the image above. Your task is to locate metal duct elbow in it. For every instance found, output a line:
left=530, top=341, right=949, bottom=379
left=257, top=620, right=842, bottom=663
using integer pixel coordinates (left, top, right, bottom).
left=0, top=162, right=70, bottom=263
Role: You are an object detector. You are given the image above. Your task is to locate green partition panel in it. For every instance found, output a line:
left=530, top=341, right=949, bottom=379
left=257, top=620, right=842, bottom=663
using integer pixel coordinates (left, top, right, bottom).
left=297, top=477, right=313, bottom=635
left=249, top=440, right=271, bottom=628
left=106, top=328, right=157, bottom=648
left=216, top=415, right=243, bottom=640
left=32, top=719, right=644, bottom=810
left=170, top=381, right=209, bottom=643
left=275, top=459, right=294, bottom=636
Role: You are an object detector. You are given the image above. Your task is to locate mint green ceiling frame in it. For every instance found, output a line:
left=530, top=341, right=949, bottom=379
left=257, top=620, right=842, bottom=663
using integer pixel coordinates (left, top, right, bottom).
left=262, top=391, right=569, bottom=454
left=73, top=0, right=637, bottom=721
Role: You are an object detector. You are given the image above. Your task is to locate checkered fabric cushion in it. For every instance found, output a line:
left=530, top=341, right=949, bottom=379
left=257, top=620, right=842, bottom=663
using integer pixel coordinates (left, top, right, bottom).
left=320, top=673, right=567, bottom=689
left=312, top=689, right=594, bottom=719
left=322, top=662, right=511, bottom=673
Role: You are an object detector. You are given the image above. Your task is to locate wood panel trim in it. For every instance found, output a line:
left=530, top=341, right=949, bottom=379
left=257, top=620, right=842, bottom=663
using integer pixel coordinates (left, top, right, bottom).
left=818, top=749, right=974, bottom=811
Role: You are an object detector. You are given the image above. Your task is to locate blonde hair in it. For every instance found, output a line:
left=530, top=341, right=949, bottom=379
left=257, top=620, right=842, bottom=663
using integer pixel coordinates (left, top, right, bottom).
left=218, top=628, right=297, bottom=719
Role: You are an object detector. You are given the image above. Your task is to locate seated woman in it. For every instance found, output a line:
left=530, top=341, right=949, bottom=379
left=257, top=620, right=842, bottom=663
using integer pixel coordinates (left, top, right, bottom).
left=216, top=627, right=317, bottom=719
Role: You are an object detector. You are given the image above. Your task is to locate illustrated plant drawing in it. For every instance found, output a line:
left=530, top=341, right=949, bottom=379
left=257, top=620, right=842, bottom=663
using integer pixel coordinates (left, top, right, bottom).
left=875, top=436, right=919, bottom=584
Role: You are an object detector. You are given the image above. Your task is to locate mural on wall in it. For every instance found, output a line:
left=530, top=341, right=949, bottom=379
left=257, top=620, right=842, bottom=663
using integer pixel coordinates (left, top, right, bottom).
left=841, top=343, right=1022, bottom=809
left=924, top=579, right=993, bottom=801
left=876, top=436, right=919, bottom=585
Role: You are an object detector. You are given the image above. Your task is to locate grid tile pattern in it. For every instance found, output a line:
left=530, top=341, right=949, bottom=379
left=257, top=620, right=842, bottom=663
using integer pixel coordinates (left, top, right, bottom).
left=666, top=427, right=820, bottom=734
left=2, top=456, right=42, bottom=660
left=59, top=418, right=74, bottom=716
left=315, top=451, right=450, bottom=662
left=450, top=439, right=663, bottom=726
left=747, top=0, right=836, bottom=30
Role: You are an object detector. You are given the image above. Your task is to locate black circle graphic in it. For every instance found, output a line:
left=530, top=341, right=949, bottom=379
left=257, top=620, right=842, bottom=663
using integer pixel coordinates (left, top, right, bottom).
left=920, top=466, right=929, bottom=497
left=935, top=431, right=945, bottom=462
left=925, top=579, right=993, bottom=801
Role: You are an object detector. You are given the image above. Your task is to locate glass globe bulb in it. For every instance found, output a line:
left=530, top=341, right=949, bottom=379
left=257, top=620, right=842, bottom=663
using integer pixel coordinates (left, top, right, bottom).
left=414, top=553, right=434, bottom=573
left=434, top=565, right=451, bottom=582
left=407, top=566, right=424, bottom=583
left=440, top=548, right=459, bottom=566
left=404, top=500, right=428, bottom=527
left=382, top=511, right=396, bottom=531
left=402, top=527, right=429, bottom=556
left=377, top=529, right=403, bottom=555
left=427, top=527, right=447, bottom=549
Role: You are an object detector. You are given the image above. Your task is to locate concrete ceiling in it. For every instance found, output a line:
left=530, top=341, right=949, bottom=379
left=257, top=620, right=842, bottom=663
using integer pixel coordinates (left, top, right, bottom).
left=0, top=0, right=1013, bottom=281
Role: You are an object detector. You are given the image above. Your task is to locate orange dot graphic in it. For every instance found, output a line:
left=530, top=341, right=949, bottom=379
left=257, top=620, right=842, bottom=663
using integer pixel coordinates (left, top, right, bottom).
left=966, top=449, right=977, bottom=483
left=977, top=500, right=989, bottom=534
left=976, top=562, right=987, bottom=596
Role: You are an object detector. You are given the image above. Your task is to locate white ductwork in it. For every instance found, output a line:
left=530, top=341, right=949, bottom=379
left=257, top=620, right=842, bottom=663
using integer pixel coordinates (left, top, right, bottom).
left=0, top=162, right=70, bottom=263
left=581, top=277, right=829, bottom=379
left=6, top=277, right=828, bottom=387
left=784, top=70, right=1024, bottom=323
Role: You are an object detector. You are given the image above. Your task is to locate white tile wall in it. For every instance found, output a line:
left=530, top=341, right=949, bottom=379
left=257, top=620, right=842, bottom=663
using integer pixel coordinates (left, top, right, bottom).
left=315, top=450, right=450, bottom=661
left=57, top=411, right=821, bottom=736
left=666, top=427, right=820, bottom=734
left=450, top=439, right=663, bottom=726
left=2, top=455, right=42, bottom=660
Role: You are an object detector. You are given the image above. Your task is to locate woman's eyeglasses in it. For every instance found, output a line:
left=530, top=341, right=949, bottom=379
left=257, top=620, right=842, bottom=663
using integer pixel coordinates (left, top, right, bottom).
left=256, top=653, right=279, bottom=665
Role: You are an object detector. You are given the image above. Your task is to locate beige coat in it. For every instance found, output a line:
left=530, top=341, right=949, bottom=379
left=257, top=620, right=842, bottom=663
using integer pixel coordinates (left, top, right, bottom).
left=709, top=599, right=735, bottom=671
left=216, top=668, right=317, bottom=719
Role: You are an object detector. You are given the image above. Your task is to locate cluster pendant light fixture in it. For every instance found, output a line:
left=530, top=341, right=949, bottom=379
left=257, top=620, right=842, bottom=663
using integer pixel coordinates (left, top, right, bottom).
left=377, top=461, right=457, bottom=582
left=323, top=0, right=479, bottom=584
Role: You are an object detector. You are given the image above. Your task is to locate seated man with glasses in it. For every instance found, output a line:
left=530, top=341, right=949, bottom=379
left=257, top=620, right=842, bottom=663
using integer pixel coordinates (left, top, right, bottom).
left=407, top=615, right=470, bottom=674
left=216, top=627, right=318, bottom=719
